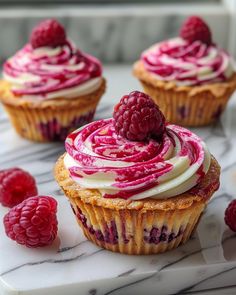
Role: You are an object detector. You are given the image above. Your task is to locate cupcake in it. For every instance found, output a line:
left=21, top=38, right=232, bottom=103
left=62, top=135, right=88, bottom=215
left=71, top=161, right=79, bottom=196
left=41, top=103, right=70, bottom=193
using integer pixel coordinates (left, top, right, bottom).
left=133, top=16, right=236, bottom=126
left=55, top=91, right=220, bottom=255
left=0, top=19, right=105, bottom=142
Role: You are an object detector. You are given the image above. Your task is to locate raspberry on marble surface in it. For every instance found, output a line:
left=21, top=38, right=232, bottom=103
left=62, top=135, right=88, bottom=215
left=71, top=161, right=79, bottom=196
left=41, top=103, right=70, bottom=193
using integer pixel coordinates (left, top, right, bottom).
left=225, top=200, right=236, bottom=232
left=0, top=168, right=38, bottom=208
left=3, top=196, right=58, bottom=248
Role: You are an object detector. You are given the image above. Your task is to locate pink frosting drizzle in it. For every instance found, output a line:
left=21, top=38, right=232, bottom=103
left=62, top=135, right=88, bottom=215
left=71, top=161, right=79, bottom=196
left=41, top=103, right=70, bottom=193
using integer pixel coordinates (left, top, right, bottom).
left=65, top=118, right=208, bottom=200
left=141, top=38, right=233, bottom=85
left=3, top=41, right=102, bottom=96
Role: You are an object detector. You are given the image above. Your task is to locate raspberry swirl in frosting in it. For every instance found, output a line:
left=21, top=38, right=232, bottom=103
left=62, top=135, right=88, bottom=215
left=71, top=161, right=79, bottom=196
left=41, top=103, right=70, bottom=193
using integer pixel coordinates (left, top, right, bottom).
left=141, top=37, right=234, bottom=86
left=64, top=118, right=211, bottom=200
left=3, top=41, right=102, bottom=100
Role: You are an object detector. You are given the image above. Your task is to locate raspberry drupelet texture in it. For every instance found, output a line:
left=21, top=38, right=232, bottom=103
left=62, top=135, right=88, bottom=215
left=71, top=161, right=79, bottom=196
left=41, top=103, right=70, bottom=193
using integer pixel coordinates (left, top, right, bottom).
left=180, top=16, right=212, bottom=45
left=3, top=196, right=58, bottom=248
left=225, top=200, right=236, bottom=232
left=0, top=168, right=38, bottom=208
left=30, top=19, right=66, bottom=49
left=113, top=91, right=166, bottom=141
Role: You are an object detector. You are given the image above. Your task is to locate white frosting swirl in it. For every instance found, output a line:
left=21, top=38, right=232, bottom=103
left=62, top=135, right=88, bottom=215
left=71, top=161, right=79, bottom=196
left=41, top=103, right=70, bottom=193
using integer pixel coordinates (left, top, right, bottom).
left=141, top=37, right=234, bottom=86
left=3, top=41, right=102, bottom=100
left=64, top=118, right=211, bottom=200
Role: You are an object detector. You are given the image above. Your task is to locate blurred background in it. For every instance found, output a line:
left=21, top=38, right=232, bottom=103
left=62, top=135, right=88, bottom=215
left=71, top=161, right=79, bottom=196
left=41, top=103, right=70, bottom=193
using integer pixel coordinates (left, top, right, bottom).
left=0, top=0, right=235, bottom=65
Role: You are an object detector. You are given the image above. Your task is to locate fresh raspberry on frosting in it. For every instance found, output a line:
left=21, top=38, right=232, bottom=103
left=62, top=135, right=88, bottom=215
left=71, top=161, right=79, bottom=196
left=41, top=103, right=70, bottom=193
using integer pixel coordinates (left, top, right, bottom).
left=0, top=168, right=38, bottom=208
left=225, top=200, right=236, bottom=232
left=113, top=91, right=166, bottom=141
left=30, top=19, right=66, bottom=49
left=3, top=196, right=58, bottom=248
left=180, top=16, right=212, bottom=45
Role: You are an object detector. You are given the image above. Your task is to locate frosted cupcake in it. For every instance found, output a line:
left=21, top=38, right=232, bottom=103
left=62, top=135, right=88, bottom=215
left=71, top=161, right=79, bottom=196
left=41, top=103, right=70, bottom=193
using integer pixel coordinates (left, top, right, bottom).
left=55, top=91, right=220, bottom=255
left=133, top=16, right=236, bottom=126
left=0, top=19, right=105, bottom=141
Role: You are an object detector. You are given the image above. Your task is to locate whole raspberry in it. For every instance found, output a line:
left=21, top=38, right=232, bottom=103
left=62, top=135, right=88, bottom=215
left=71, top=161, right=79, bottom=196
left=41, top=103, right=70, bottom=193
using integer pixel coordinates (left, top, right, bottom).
left=30, top=19, right=66, bottom=49
left=0, top=168, right=38, bottom=208
left=225, top=200, right=236, bottom=232
left=3, top=196, right=58, bottom=248
left=180, top=16, right=212, bottom=45
left=113, top=91, right=166, bottom=141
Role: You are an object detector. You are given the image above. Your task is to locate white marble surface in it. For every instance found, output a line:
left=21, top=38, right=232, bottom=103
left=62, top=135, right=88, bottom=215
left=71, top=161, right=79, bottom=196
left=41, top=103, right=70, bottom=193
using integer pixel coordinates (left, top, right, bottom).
left=0, top=65, right=236, bottom=295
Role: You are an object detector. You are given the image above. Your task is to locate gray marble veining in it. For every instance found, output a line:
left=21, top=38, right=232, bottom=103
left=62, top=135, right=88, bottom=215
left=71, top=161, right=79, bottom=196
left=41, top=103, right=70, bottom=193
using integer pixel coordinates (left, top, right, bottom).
left=0, top=65, right=236, bottom=295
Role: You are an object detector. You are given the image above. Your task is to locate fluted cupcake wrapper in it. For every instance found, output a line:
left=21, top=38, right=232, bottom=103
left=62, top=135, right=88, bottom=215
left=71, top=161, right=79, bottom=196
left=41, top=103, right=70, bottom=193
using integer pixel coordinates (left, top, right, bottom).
left=68, top=196, right=205, bottom=255
left=133, top=61, right=236, bottom=127
left=140, top=80, right=235, bottom=127
left=54, top=154, right=220, bottom=255
left=0, top=79, right=106, bottom=142
left=3, top=103, right=97, bottom=142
